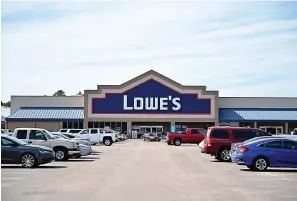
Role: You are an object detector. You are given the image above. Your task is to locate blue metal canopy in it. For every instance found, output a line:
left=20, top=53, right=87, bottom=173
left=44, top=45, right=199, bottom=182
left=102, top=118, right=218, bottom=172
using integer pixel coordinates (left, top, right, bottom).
left=6, top=107, right=84, bottom=122
left=219, top=108, right=297, bottom=122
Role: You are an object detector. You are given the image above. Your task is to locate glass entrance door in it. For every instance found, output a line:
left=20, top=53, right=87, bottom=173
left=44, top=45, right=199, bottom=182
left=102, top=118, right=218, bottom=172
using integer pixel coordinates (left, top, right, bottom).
left=139, top=126, right=163, bottom=134
left=260, top=126, right=283, bottom=135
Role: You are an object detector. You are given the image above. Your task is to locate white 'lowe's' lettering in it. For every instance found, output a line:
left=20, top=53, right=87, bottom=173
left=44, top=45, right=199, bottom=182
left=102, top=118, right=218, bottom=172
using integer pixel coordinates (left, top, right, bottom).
left=123, top=95, right=181, bottom=111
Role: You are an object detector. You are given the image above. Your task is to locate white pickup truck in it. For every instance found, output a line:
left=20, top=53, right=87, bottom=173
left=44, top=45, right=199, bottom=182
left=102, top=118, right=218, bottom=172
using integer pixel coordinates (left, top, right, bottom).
left=78, top=128, right=118, bottom=146
left=13, top=128, right=80, bottom=161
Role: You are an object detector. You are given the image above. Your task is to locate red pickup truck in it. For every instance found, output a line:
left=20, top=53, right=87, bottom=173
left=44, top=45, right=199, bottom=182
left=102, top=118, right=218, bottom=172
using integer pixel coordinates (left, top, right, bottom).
left=166, top=128, right=206, bottom=146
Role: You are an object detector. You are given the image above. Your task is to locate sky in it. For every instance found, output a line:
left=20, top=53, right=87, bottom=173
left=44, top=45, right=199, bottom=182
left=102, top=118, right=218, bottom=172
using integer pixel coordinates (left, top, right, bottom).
left=1, top=1, right=297, bottom=101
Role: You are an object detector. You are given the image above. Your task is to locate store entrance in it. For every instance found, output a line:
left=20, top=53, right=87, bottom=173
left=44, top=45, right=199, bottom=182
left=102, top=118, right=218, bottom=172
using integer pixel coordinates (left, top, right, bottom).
left=260, top=126, right=283, bottom=135
left=140, top=126, right=163, bottom=135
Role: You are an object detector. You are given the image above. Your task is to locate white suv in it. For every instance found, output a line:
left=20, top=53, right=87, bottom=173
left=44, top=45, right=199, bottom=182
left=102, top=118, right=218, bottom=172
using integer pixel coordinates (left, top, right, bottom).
left=14, top=128, right=80, bottom=161
left=79, top=128, right=118, bottom=146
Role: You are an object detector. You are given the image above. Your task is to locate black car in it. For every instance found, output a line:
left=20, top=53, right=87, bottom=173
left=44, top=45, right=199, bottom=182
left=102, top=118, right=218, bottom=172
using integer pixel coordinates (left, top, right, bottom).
left=143, top=133, right=161, bottom=142
left=1, top=135, right=55, bottom=168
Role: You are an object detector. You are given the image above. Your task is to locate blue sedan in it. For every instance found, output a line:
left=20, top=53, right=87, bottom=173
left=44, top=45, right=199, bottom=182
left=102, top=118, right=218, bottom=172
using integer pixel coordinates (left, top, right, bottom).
left=233, top=137, right=297, bottom=171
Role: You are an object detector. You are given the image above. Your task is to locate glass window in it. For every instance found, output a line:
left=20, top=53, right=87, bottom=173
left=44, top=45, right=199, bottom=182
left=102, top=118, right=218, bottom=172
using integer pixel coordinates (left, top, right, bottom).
left=257, top=130, right=271, bottom=137
left=105, top=122, right=111, bottom=127
left=16, top=130, right=27, bottom=139
left=60, top=129, right=68, bottom=133
left=283, top=140, right=297, bottom=150
left=111, top=122, right=116, bottom=129
left=122, top=122, right=127, bottom=133
left=73, top=122, right=79, bottom=129
left=99, top=122, right=104, bottom=128
left=62, top=122, right=68, bottom=129
left=200, top=129, right=207, bottom=134
left=29, top=130, right=46, bottom=140
left=80, top=129, right=89, bottom=134
left=79, top=122, right=83, bottom=129
left=190, top=129, right=199, bottom=134
left=88, top=122, right=93, bottom=128
left=63, top=134, right=75, bottom=138
left=211, top=130, right=229, bottom=139
left=94, top=122, right=99, bottom=128
left=68, top=122, right=73, bottom=129
left=1, top=138, right=16, bottom=146
left=265, top=141, right=283, bottom=149
left=233, top=130, right=256, bottom=139
left=69, top=129, right=81, bottom=133
left=90, top=129, right=98, bottom=134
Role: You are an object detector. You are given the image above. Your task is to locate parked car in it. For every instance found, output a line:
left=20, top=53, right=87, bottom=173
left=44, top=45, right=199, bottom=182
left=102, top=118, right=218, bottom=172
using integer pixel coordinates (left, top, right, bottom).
left=78, top=128, right=118, bottom=146
left=51, top=133, right=92, bottom=157
left=141, top=133, right=149, bottom=141
left=143, top=133, right=161, bottom=142
left=232, top=137, right=297, bottom=171
left=51, top=132, right=90, bottom=146
left=61, top=133, right=90, bottom=142
left=1, top=129, right=13, bottom=136
left=203, top=126, right=271, bottom=162
left=13, top=128, right=80, bottom=161
left=1, top=134, right=55, bottom=168
left=291, top=128, right=297, bottom=135
left=59, top=129, right=83, bottom=134
left=167, top=128, right=206, bottom=146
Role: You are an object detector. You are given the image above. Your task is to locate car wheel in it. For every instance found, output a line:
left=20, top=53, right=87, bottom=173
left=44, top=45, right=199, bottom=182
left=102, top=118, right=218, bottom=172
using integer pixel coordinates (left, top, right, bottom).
left=217, top=148, right=231, bottom=162
left=103, top=138, right=112, bottom=146
left=252, top=157, right=269, bottom=171
left=21, top=153, right=36, bottom=168
left=55, top=148, right=68, bottom=161
left=174, top=138, right=181, bottom=146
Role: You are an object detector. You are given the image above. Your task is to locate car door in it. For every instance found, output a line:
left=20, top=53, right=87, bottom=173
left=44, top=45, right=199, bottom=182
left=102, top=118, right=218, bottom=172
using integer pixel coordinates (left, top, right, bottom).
left=188, top=129, right=203, bottom=143
left=90, top=129, right=100, bottom=143
left=1, top=137, right=20, bottom=164
left=262, top=140, right=287, bottom=167
left=28, top=130, right=48, bottom=146
left=282, top=140, right=297, bottom=167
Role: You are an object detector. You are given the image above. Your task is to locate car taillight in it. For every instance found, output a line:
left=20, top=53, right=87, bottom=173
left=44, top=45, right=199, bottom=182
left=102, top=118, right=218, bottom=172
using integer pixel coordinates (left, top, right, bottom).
left=239, top=146, right=248, bottom=153
left=205, top=139, right=211, bottom=147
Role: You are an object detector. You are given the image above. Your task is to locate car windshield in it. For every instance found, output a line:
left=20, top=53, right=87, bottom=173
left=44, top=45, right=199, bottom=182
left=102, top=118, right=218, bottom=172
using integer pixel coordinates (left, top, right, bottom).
left=42, top=130, right=56, bottom=139
left=4, top=135, right=27, bottom=145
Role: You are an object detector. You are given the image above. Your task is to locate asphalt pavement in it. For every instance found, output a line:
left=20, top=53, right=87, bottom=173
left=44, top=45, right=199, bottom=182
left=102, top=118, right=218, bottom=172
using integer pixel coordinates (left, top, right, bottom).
left=2, top=140, right=297, bottom=201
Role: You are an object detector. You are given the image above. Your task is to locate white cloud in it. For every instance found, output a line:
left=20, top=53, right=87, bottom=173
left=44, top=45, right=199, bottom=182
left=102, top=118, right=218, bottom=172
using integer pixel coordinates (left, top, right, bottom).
left=1, top=2, right=297, bottom=101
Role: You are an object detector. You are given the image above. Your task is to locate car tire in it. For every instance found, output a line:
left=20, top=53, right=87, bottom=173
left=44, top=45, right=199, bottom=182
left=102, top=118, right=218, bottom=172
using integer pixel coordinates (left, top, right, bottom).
left=55, top=148, right=68, bottom=161
left=217, top=148, right=231, bottom=162
left=103, top=138, right=112, bottom=146
left=252, top=157, right=269, bottom=171
left=21, top=153, right=37, bottom=168
left=174, top=138, right=182, bottom=146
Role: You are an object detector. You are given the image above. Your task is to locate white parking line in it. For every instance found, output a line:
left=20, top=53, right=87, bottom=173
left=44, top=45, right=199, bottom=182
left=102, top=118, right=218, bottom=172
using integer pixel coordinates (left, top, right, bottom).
left=1, top=178, right=24, bottom=180
left=257, top=186, right=296, bottom=188
left=277, top=196, right=297, bottom=198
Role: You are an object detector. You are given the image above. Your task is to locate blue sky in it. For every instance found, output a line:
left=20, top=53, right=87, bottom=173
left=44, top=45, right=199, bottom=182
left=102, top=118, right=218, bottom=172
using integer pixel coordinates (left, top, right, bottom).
left=1, top=1, right=297, bottom=101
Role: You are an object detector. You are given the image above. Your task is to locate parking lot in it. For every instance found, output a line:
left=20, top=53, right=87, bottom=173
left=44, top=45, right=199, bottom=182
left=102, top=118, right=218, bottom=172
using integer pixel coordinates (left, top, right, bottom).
left=2, top=140, right=297, bottom=201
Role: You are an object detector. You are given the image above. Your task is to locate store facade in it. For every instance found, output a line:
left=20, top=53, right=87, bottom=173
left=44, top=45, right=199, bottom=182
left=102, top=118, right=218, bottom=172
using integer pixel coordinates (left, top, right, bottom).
left=6, top=70, right=297, bottom=137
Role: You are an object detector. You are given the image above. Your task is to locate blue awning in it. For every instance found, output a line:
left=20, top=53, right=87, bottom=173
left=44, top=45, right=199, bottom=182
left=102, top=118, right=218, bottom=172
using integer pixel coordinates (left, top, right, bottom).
left=219, top=108, right=297, bottom=122
left=6, top=107, right=84, bottom=122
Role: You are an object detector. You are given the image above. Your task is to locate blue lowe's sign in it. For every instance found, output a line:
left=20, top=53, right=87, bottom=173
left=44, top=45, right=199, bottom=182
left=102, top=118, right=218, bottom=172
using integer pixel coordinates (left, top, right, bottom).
left=91, top=79, right=211, bottom=114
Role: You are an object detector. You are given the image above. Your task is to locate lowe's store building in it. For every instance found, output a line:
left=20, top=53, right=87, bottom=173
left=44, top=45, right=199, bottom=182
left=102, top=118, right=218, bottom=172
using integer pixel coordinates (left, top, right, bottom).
left=5, top=70, right=297, bottom=138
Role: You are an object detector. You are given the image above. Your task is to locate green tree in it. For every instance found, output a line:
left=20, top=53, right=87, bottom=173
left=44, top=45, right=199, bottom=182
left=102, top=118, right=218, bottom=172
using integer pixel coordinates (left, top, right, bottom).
left=1, top=101, right=11, bottom=107
left=76, top=91, right=83, bottom=95
left=53, top=90, right=66, bottom=96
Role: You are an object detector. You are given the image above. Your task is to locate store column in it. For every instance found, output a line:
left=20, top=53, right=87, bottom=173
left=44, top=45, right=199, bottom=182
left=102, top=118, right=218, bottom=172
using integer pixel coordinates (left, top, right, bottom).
left=285, top=123, right=289, bottom=134
left=254, top=122, right=257, bottom=128
left=127, top=121, right=132, bottom=139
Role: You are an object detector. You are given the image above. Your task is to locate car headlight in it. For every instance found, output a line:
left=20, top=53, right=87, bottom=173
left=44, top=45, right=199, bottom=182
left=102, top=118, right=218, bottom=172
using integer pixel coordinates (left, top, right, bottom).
left=74, top=142, right=79, bottom=148
left=39, top=149, right=52, bottom=154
